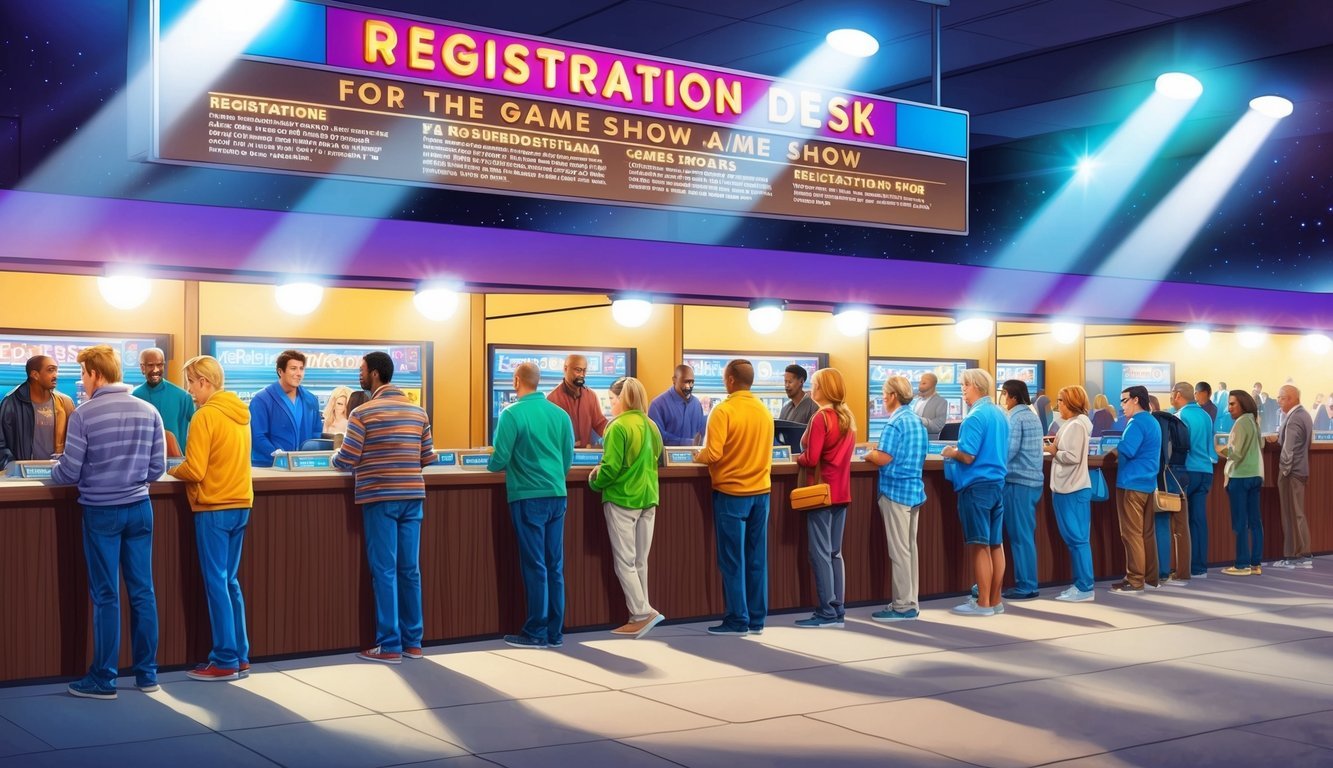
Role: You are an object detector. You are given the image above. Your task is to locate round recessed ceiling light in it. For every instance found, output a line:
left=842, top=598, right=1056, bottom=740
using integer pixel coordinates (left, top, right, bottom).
left=414, top=286, right=460, bottom=322
left=826, top=28, right=879, bottom=58
left=1051, top=322, right=1082, bottom=345
left=97, top=274, right=151, bottom=310
left=748, top=300, right=785, bottom=335
left=955, top=317, right=994, bottom=342
left=1236, top=329, right=1268, bottom=349
left=833, top=307, right=869, bottom=337
left=1303, top=333, right=1331, bottom=355
left=1183, top=327, right=1212, bottom=349
left=610, top=297, right=653, bottom=328
left=274, top=281, right=323, bottom=316
left=1249, top=95, right=1294, bottom=119
left=1155, top=72, right=1203, bottom=100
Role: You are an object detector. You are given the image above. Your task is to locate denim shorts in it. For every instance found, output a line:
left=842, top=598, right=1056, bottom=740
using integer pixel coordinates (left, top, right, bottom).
left=958, top=481, right=1004, bottom=546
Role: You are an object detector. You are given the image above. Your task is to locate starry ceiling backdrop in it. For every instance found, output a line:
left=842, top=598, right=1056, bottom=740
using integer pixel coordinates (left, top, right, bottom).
left=1, top=1, right=1328, bottom=293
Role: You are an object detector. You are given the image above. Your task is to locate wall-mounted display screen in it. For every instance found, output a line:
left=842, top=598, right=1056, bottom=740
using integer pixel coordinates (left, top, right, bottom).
left=0, top=331, right=169, bottom=405
left=203, top=337, right=431, bottom=416
left=683, top=352, right=826, bottom=420
left=996, top=360, right=1045, bottom=397
left=1085, top=360, right=1175, bottom=408
left=488, top=345, right=634, bottom=440
left=867, top=358, right=976, bottom=439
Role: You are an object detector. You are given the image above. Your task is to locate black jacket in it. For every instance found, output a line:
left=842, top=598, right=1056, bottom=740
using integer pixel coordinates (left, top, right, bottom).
left=0, top=382, right=74, bottom=469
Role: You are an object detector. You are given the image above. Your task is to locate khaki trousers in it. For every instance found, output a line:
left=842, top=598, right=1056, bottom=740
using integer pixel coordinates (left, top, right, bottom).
left=603, top=502, right=656, bottom=620
left=1117, top=489, right=1158, bottom=588
left=878, top=496, right=920, bottom=611
left=1278, top=473, right=1311, bottom=558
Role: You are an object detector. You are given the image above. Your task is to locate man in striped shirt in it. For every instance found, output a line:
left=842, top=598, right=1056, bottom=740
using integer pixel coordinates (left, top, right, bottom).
left=332, top=351, right=435, bottom=664
left=52, top=345, right=165, bottom=700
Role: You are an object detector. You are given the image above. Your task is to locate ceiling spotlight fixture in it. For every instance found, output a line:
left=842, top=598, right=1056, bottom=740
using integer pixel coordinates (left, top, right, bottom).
left=1249, top=95, right=1294, bottom=119
left=1183, top=327, right=1212, bottom=349
left=97, top=273, right=151, bottom=311
left=748, top=299, right=786, bottom=335
left=274, top=280, right=324, bottom=316
left=1303, top=333, right=1332, bottom=355
left=1236, top=329, right=1268, bottom=349
left=833, top=306, right=870, bottom=337
left=1155, top=72, right=1203, bottom=100
left=1051, top=322, right=1082, bottom=345
left=825, top=28, right=879, bottom=58
left=413, top=285, right=461, bottom=322
left=610, top=296, right=653, bottom=328
left=954, top=317, right=994, bottom=342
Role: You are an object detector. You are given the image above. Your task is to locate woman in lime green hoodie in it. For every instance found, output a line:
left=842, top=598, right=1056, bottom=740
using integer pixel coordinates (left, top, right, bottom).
left=1216, top=389, right=1264, bottom=576
left=168, top=355, right=253, bottom=681
left=589, top=376, right=664, bottom=638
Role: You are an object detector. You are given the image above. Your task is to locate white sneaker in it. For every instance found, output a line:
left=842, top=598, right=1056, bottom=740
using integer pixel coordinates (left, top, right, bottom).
left=1296, top=558, right=1314, bottom=569
left=1163, top=577, right=1190, bottom=587
left=952, top=600, right=995, bottom=617
left=1055, top=587, right=1095, bottom=602
left=1272, top=559, right=1297, bottom=569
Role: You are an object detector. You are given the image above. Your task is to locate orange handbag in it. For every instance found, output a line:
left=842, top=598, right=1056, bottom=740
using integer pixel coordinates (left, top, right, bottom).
left=789, top=411, right=835, bottom=511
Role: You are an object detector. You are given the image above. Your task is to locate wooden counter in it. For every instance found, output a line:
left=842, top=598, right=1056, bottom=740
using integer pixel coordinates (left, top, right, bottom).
left=2, top=446, right=1329, bottom=684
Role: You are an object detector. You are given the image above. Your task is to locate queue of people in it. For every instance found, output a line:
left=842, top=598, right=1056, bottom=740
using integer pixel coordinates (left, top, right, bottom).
left=6, top=345, right=1321, bottom=700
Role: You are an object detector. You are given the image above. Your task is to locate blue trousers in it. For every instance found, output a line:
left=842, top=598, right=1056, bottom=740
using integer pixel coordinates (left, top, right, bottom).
left=82, top=499, right=158, bottom=686
left=1052, top=489, right=1094, bottom=592
left=509, top=497, right=566, bottom=644
left=1226, top=476, right=1263, bottom=568
left=713, top=491, right=769, bottom=631
left=805, top=505, right=847, bottom=619
left=195, top=508, right=250, bottom=668
left=363, top=500, right=424, bottom=652
left=1002, top=483, right=1041, bottom=593
left=1186, top=470, right=1212, bottom=575
left=1155, top=470, right=1183, bottom=578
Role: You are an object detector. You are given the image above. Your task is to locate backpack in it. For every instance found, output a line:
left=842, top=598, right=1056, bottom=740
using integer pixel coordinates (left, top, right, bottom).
left=1150, top=411, right=1190, bottom=467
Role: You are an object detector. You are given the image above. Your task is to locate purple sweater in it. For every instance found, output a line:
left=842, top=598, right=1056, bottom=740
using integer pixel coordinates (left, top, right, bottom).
left=51, top=384, right=166, bottom=507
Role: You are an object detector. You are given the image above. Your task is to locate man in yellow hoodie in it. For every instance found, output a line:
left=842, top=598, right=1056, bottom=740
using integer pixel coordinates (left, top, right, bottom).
left=167, top=355, right=254, bottom=682
left=694, top=359, right=775, bottom=636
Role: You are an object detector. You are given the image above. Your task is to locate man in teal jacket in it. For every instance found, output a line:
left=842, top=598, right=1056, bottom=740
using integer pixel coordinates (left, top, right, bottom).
left=488, top=361, right=574, bottom=649
left=132, top=347, right=195, bottom=451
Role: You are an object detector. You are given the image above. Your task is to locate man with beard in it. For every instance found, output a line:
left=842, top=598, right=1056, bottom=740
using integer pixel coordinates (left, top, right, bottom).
left=547, top=354, right=607, bottom=448
left=0, top=354, right=75, bottom=469
left=132, top=347, right=195, bottom=451
left=648, top=364, right=705, bottom=445
left=913, top=372, right=949, bottom=440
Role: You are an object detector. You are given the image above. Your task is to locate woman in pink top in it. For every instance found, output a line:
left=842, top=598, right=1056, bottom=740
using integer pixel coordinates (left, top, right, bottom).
left=794, top=367, right=857, bottom=628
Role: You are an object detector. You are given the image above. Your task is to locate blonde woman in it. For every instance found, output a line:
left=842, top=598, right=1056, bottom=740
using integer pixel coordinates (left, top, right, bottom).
left=1045, top=386, right=1095, bottom=601
left=589, top=377, right=665, bottom=638
left=323, top=385, right=354, bottom=434
left=793, top=368, right=856, bottom=628
left=1091, top=393, right=1116, bottom=437
left=168, top=355, right=254, bottom=681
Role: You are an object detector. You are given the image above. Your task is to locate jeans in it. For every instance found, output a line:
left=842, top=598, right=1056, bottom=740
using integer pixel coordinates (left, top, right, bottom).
left=1226, top=476, right=1263, bottom=568
left=1155, top=469, right=1191, bottom=579
left=603, top=502, right=656, bottom=620
left=806, top=505, right=847, bottom=619
left=81, top=499, right=158, bottom=686
left=363, top=500, right=424, bottom=652
left=195, top=508, right=250, bottom=668
left=713, top=491, right=769, bottom=630
left=1185, top=470, right=1212, bottom=575
left=509, top=497, right=566, bottom=643
left=1002, top=483, right=1042, bottom=593
left=1052, top=489, right=1094, bottom=592
left=958, top=481, right=1004, bottom=546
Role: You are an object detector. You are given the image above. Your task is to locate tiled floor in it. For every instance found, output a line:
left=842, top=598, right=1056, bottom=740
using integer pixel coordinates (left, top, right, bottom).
left=2, top=559, right=1331, bottom=767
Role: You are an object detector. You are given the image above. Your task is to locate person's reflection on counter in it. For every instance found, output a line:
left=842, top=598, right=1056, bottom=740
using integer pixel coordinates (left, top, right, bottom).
left=0, top=354, right=74, bottom=470
left=50, top=345, right=165, bottom=700
left=332, top=352, right=436, bottom=665
left=248, top=349, right=323, bottom=466
left=547, top=354, right=607, bottom=448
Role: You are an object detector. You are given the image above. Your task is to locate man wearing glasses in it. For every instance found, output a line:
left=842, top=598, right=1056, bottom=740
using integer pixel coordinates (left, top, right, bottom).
left=547, top=354, right=608, bottom=448
left=1107, top=386, right=1162, bottom=595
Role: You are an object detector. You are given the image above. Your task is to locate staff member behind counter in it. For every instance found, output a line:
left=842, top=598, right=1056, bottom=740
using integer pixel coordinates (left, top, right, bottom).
left=249, top=349, right=323, bottom=466
left=0, top=355, right=75, bottom=469
left=547, top=354, right=607, bottom=448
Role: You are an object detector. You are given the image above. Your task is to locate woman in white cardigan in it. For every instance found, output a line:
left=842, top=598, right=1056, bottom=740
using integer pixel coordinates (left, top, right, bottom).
left=1045, top=385, right=1095, bottom=602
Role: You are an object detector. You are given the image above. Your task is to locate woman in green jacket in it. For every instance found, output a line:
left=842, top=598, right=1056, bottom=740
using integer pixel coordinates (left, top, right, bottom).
left=589, top=376, right=665, bottom=638
left=1217, top=389, right=1264, bottom=576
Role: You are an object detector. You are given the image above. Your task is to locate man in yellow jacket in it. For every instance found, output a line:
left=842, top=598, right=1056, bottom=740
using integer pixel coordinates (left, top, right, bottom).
left=694, top=359, right=775, bottom=636
left=168, top=355, right=254, bottom=682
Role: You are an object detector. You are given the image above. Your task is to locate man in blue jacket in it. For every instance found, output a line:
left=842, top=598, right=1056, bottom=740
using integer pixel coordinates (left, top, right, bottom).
left=249, top=349, right=323, bottom=466
left=1109, top=385, right=1161, bottom=595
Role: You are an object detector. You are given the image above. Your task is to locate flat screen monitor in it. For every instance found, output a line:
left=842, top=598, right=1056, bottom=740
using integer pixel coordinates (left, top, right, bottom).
left=1085, top=360, right=1175, bottom=416
left=683, top=351, right=827, bottom=420
left=996, top=360, right=1045, bottom=397
left=867, top=358, right=976, bottom=440
left=202, top=337, right=432, bottom=417
left=0, top=330, right=170, bottom=405
left=488, top=345, right=634, bottom=441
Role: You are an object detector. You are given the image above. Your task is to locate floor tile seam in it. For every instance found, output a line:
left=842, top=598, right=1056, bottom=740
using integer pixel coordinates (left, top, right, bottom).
left=0, top=710, right=58, bottom=754
left=1179, top=656, right=1333, bottom=690
left=214, top=710, right=411, bottom=736
left=208, top=729, right=287, bottom=767
left=1234, top=706, right=1333, bottom=751
left=798, top=713, right=992, bottom=767
left=1027, top=713, right=1333, bottom=767
left=272, top=666, right=401, bottom=714
left=374, top=682, right=680, bottom=715
left=473, top=735, right=693, bottom=767
left=16, top=727, right=245, bottom=757
left=381, top=755, right=507, bottom=768
left=484, top=645, right=838, bottom=691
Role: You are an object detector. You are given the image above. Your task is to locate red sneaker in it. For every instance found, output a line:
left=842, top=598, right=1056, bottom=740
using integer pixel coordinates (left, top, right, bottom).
left=187, top=663, right=239, bottom=681
left=238, top=662, right=251, bottom=678
left=403, top=647, right=423, bottom=660
left=356, top=646, right=402, bottom=664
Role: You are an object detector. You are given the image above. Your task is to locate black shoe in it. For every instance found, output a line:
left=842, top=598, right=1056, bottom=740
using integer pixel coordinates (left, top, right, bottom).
left=1001, top=589, right=1039, bottom=601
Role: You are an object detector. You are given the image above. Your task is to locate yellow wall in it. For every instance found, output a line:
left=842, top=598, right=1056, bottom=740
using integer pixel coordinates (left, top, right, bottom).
left=198, top=282, right=475, bottom=447
left=997, top=321, right=1085, bottom=397
left=0, top=271, right=188, bottom=378
left=1086, top=325, right=1331, bottom=407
